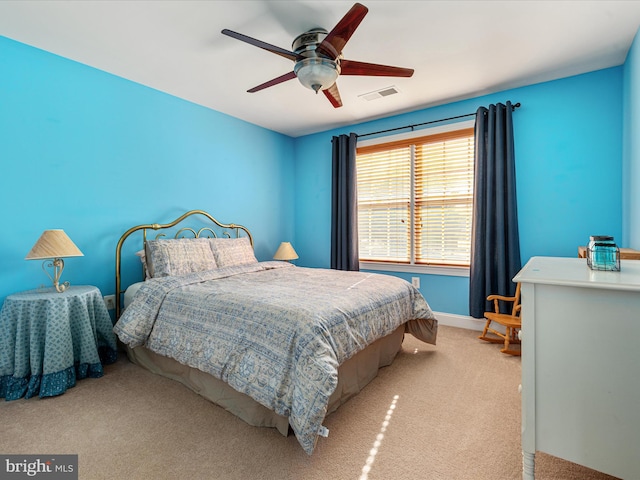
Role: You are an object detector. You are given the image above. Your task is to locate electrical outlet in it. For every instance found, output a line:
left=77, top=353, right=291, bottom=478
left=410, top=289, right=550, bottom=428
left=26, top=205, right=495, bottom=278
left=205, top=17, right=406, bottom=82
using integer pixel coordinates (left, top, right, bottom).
left=104, top=295, right=116, bottom=310
left=411, top=277, right=420, bottom=289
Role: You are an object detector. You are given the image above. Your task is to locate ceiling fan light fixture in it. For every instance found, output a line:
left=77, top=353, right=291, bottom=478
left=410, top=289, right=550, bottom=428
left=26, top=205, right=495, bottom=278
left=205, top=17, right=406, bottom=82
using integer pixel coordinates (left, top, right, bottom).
left=222, top=3, right=413, bottom=107
left=294, top=57, right=340, bottom=93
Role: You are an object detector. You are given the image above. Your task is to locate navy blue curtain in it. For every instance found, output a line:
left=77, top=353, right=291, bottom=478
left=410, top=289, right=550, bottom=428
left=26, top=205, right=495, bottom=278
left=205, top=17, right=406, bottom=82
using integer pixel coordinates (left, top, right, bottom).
left=469, top=102, right=521, bottom=318
left=331, top=133, right=359, bottom=271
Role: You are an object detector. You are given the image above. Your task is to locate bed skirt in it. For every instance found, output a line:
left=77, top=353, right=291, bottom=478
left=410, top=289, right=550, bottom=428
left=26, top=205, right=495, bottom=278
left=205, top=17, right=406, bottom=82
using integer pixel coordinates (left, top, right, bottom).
left=124, top=324, right=406, bottom=436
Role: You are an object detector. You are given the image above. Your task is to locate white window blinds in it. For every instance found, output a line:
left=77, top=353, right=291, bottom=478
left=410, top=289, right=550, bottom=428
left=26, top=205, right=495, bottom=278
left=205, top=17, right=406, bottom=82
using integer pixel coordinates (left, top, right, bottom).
left=356, top=127, right=475, bottom=267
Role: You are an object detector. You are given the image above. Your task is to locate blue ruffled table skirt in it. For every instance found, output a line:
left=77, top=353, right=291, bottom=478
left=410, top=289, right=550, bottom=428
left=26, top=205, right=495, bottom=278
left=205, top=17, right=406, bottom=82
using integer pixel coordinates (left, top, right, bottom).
left=0, top=286, right=118, bottom=400
left=0, top=347, right=117, bottom=400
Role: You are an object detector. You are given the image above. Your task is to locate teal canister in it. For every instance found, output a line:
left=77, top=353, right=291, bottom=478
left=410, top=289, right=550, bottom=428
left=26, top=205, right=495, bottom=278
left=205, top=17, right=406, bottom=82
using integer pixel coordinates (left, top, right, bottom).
left=587, top=235, right=618, bottom=270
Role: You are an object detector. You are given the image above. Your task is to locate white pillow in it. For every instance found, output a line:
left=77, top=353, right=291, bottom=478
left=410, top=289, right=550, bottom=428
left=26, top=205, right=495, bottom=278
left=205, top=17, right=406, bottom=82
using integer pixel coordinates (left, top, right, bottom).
left=209, top=237, right=257, bottom=267
left=146, top=238, right=217, bottom=278
left=135, top=249, right=151, bottom=280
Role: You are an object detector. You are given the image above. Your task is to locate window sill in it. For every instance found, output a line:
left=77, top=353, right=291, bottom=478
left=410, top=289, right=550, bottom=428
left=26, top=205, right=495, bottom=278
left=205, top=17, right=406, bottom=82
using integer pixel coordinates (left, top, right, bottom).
left=359, top=261, right=470, bottom=277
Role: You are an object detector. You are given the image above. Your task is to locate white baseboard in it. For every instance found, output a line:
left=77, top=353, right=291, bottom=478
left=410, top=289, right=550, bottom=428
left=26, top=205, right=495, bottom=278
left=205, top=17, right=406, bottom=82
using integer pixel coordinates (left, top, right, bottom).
left=433, top=311, right=485, bottom=331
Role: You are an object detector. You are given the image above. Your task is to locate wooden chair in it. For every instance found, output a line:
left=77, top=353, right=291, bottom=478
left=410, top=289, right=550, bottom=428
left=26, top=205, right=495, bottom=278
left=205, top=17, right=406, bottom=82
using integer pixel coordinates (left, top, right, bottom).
left=478, top=283, right=521, bottom=355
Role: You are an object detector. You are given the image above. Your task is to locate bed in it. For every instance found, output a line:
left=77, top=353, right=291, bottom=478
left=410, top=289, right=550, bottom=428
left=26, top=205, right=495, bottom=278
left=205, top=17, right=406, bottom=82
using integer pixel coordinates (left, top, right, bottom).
left=113, top=210, right=438, bottom=454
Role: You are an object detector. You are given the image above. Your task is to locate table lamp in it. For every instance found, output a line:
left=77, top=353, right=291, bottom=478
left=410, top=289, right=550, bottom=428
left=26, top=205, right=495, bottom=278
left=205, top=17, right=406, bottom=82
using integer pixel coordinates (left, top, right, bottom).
left=25, top=229, right=84, bottom=292
left=273, top=242, right=299, bottom=262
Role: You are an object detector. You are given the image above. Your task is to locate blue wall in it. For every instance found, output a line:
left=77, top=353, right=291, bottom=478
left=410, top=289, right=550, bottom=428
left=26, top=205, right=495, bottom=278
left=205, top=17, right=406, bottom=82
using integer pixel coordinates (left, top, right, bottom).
left=0, top=36, right=295, bottom=306
left=0, top=32, right=632, bottom=318
left=623, top=28, right=640, bottom=248
left=293, top=68, right=624, bottom=315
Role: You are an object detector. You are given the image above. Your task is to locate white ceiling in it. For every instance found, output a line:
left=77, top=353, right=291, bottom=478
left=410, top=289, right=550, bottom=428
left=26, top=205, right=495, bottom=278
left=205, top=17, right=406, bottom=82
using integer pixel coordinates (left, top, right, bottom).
left=1, top=1, right=640, bottom=138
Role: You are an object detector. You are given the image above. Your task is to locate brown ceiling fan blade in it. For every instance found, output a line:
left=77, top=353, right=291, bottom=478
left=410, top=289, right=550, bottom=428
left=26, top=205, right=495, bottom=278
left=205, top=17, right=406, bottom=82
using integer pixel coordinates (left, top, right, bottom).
left=247, top=71, right=297, bottom=93
left=340, top=59, right=414, bottom=77
left=222, top=29, right=299, bottom=62
left=316, top=3, right=368, bottom=59
left=323, top=83, right=343, bottom=108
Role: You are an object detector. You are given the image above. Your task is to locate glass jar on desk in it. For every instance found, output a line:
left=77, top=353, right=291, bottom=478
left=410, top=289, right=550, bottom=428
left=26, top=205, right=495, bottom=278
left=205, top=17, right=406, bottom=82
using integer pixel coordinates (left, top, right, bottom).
left=587, top=236, right=620, bottom=271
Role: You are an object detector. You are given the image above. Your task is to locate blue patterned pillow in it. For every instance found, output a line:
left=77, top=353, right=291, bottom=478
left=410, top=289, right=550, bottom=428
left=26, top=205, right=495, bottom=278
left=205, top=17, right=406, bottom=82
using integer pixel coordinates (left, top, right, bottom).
left=146, top=238, right=217, bottom=278
left=209, top=237, right=257, bottom=267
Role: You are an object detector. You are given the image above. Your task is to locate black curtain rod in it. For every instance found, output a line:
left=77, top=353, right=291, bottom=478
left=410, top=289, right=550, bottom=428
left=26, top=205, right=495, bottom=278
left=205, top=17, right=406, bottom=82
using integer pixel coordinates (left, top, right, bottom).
left=356, top=102, right=521, bottom=139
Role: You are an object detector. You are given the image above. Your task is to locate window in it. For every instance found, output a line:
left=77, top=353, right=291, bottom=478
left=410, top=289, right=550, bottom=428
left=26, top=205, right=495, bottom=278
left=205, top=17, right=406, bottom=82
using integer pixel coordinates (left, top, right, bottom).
left=356, top=123, right=474, bottom=271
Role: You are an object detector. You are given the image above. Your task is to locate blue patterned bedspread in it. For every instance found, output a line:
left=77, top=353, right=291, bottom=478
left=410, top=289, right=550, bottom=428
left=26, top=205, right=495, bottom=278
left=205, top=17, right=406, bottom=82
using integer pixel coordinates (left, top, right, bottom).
left=113, top=262, right=437, bottom=454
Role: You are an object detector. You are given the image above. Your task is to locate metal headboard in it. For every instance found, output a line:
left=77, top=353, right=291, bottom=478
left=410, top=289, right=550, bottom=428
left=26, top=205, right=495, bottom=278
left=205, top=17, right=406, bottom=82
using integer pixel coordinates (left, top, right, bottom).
left=115, top=209, right=253, bottom=319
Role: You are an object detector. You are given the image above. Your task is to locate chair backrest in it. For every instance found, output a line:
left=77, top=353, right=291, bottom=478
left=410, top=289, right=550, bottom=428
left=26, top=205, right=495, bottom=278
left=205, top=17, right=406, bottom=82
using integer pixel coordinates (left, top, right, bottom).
left=511, top=283, right=522, bottom=317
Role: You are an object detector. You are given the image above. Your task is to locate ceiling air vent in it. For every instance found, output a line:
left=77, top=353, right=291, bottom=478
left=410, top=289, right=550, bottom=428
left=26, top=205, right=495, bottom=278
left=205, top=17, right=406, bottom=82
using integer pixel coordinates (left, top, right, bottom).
left=359, top=86, right=400, bottom=101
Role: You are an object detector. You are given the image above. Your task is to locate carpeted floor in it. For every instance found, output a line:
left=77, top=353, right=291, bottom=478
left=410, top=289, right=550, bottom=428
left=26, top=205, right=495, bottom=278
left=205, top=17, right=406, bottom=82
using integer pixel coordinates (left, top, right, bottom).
left=0, top=325, right=621, bottom=479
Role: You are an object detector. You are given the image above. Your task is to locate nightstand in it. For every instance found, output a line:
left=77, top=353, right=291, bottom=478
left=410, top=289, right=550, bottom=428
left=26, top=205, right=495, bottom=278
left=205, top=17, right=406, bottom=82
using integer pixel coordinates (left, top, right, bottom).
left=0, top=285, right=118, bottom=400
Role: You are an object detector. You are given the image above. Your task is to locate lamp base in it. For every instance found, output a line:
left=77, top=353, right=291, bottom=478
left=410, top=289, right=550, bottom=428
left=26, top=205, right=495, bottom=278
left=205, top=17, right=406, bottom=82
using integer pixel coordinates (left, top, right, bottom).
left=53, top=280, right=70, bottom=293
left=42, top=258, right=70, bottom=293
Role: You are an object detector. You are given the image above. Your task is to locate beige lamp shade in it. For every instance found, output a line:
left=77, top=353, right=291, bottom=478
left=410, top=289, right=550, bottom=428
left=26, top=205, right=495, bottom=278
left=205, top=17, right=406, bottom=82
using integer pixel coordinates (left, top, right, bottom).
left=26, top=229, right=84, bottom=260
left=273, top=242, right=299, bottom=261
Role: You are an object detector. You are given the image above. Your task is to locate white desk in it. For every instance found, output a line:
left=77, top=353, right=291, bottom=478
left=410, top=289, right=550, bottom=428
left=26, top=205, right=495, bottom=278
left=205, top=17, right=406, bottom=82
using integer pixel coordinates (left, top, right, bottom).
left=514, top=257, right=640, bottom=479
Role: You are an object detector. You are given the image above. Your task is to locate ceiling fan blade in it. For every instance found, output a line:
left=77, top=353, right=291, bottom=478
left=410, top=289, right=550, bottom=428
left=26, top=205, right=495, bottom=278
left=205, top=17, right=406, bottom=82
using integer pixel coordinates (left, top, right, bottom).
left=316, top=3, right=368, bottom=59
left=247, top=71, right=297, bottom=93
left=221, top=29, right=299, bottom=62
left=340, top=59, right=414, bottom=77
left=323, top=83, right=343, bottom=108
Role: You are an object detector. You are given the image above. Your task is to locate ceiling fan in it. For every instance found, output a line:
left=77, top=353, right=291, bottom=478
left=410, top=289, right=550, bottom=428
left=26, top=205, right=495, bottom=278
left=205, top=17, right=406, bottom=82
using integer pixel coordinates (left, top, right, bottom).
left=221, top=2, right=414, bottom=108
